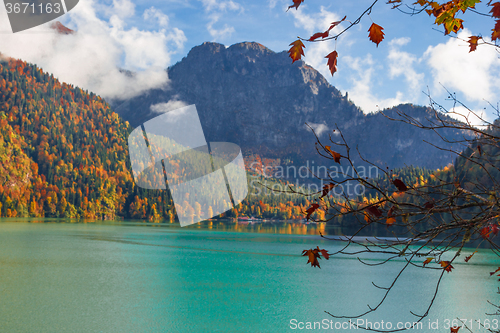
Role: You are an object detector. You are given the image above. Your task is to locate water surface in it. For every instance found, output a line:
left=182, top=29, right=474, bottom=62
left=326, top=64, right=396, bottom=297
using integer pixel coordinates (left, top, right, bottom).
left=0, top=219, right=498, bottom=332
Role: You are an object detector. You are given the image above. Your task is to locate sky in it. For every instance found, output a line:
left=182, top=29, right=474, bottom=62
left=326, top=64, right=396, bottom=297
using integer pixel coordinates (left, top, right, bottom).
left=0, top=0, right=498, bottom=125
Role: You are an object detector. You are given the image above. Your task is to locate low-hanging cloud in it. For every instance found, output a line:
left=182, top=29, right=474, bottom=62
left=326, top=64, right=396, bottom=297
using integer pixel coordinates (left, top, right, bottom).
left=0, top=0, right=187, bottom=100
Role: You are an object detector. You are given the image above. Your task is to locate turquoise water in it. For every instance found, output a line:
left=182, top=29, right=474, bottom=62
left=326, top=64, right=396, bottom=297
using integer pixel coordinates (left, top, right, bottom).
left=0, top=219, right=499, bottom=332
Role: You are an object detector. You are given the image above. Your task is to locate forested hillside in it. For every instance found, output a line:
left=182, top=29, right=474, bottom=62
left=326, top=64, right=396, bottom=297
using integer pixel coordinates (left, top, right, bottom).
left=0, top=57, right=312, bottom=221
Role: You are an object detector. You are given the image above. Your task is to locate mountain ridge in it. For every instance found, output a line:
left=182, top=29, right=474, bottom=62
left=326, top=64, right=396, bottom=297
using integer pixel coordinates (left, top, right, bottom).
left=113, top=41, right=469, bottom=171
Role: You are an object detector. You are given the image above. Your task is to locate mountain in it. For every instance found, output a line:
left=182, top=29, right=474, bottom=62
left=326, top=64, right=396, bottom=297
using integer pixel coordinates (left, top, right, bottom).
left=113, top=42, right=469, bottom=172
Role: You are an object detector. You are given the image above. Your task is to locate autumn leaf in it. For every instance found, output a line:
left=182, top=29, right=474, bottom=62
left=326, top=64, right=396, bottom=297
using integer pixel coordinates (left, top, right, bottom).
left=325, top=50, right=338, bottom=76
left=387, top=205, right=396, bottom=217
left=324, top=145, right=341, bottom=163
left=480, top=226, right=492, bottom=239
left=386, top=217, right=396, bottom=225
left=387, top=0, right=402, bottom=8
left=327, top=15, right=347, bottom=31
left=393, top=179, right=408, bottom=192
left=450, top=326, right=460, bottom=333
left=464, top=251, right=477, bottom=262
left=308, top=31, right=329, bottom=41
left=492, top=19, right=500, bottom=41
left=302, top=248, right=321, bottom=268
left=492, top=224, right=499, bottom=235
left=490, top=267, right=500, bottom=276
left=364, top=211, right=372, bottom=223
left=440, top=260, right=454, bottom=272
left=423, top=257, right=433, bottom=266
left=423, top=201, right=435, bottom=209
left=365, top=205, right=383, bottom=217
left=321, top=183, right=336, bottom=198
left=305, top=203, right=320, bottom=221
left=287, top=0, right=304, bottom=11
left=368, top=23, right=385, bottom=46
left=288, top=40, right=305, bottom=63
left=490, top=2, right=500, bottom=17
left=468, top=36, right=480, bottom=52
left=317, top=246, right=330, bottom=260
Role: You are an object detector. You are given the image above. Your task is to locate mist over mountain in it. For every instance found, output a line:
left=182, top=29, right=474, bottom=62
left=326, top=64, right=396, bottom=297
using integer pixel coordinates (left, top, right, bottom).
left=112, top=41, right=469, bottom=170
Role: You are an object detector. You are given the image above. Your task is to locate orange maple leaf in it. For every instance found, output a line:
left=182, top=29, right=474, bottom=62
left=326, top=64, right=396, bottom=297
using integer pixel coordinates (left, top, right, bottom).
left=368, top=23, right=385, bottom=46
left=423, top=257, right=433, bottom=267
left=386, top=217, right=396, bottom=225
left=324, top=145, right=341, bottom=163
left=468, top=36, right=480, bottom=52
left=287, top=0, right=304, bottom=11
left=440, top=261, right=454, bottom=273
left=325, top=50, right=338, bottom=76
left=490, top=2, right=500, bottom=17
left=288, top=40, right=305, bottom=63
left=302, top=248, right=321, bottom=268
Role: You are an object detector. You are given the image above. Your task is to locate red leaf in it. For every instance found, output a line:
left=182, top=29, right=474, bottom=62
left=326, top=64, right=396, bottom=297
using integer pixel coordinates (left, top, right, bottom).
left=492, top=19, right=500, bottom=41
left=321, top=183, right=336, bottom=198
left=288, top=39, right=305, bottom=63
left=327, top=15, right=347, bottom=31
left=464, top=251, right=477, bottom=262
left=450, top=326, right=460, bottom=333
left=387, top=206, right=396, bottom=217
left=481, top=226, right=492, bottom=239
left=305, top=203, right=320, bottom=221
left=490, top=267, right=500, bottom=276
left=368, top=23, right=385, bottom=46
left=468, top=36, right=480, bottom=52
left=393, top=179, right=408, bottom=192
left=309, top=31, right=329, bottom=41
left=490, top=2, right=500, bottom=17
left=287, top=0, right=304, bottom=11
left=325, top=50, right=338, bottom=76
left=317, top=246, right=330, bottom=260
left=492, top=224, right=499, bottom=235
left=423, top=201, right=434, bottom=209
left=324, top=145, right=341, bottom=163
left=440, top=261, right=454, bottom=273
left=365, top=205, right=382, bottom=218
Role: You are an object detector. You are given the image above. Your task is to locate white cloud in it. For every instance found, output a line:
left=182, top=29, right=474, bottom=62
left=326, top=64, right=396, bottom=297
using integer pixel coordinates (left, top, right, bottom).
left=199, top=0, right=242, bottom=40
left=144, top=7, right=169, bottom=28
left=150, top=99, right=189, bottom=114
left=0, top=0, right=186, bottom=100
left=424, top=29, right=500, bottom=103
left=342, top=54, right=410, bottom=112
left=443, top=105, right=491, bottom=128
left=387, top=37, right=425, bottom=100
left=306, top=122, right=329, bottom=137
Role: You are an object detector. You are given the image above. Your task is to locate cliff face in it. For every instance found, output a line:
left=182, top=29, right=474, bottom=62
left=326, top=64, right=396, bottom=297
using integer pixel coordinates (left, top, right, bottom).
left=113, top=41, right=468, bottom=170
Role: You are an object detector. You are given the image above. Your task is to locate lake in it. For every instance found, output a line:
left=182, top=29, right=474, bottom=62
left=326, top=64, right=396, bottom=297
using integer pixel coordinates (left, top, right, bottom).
left=0, top=218, right=499, bottom=332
